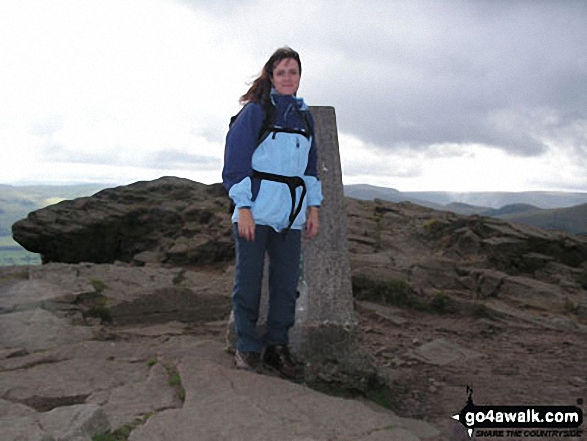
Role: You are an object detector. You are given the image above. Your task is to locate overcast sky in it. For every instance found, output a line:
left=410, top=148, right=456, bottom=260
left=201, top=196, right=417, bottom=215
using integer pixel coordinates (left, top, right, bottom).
left=1, top=0, right=586, bottom=192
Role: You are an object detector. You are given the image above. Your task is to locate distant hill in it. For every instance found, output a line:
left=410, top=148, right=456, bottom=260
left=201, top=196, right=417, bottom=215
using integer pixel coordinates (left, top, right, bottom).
left=406, top=190, right=587, bottom=209
left=445, top=202, right=490, bottom=216
left=497, top=203, right=587, bottom=236
left=344, top=184, right=445, bottom=210
left=343, top=184, right=587, bottom=235
left=480, top=203, right=540, bottom=217
left=344, top=184, right=587, bottom=210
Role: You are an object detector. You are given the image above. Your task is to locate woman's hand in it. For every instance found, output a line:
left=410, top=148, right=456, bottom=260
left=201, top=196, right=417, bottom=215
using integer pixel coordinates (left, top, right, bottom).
left=238, top=208, right=256, bottom=241
left=305, top=206, right=319, bottom=239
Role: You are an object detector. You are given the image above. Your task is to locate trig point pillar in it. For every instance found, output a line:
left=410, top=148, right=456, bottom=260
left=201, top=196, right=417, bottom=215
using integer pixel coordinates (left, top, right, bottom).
left=226, top=106, right=357, bottom=362
left=289, top=106, right=357, bottom=361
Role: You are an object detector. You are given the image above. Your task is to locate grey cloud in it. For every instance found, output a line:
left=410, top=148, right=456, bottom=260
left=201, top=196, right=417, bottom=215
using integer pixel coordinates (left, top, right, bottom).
left=151, top=150, right=221, bottom=170
left=306, top=1, right=587, bottom=157
left=41, top=144, right=115, bottom=165
left=181, top=0, right=587, bottom=160
left=41, top=144, right=221, bottom=171
left=341, top=153, right=422, bottom=179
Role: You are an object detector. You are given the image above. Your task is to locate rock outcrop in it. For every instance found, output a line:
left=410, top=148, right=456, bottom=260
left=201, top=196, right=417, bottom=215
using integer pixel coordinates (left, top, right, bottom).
left=12, top=177, right=234, bottom=265
left=12, top=178, right=587, bottom=324
left=346, top=198, right=587, bottom=325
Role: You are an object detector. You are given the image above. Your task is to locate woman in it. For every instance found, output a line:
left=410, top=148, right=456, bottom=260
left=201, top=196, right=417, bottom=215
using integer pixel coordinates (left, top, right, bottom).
left=222, top=47, right=322, bottom=378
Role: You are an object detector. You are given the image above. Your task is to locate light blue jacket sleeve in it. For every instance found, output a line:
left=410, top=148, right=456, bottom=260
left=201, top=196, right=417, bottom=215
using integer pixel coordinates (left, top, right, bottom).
left=304, top=175, right=323, bottom=207
left=229, top=177, right=253, bottom=209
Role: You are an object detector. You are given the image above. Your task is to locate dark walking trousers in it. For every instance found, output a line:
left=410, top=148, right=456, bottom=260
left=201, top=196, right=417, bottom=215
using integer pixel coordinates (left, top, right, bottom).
left=232, top=224, right=301, bottom=353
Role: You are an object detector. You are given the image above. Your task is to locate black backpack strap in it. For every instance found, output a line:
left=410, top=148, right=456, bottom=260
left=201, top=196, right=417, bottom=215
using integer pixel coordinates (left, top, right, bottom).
left=301, top=109, right=314, bottom=139
left=261, top=107, right=314, bottom=142
left=251, top=170, right=306, bottom=232
left=268, top=127, right=312, bottom=140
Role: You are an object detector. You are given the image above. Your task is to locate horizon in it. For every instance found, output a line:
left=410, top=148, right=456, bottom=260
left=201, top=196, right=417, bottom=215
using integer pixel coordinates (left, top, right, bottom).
left=4, top=179, right=587, bottom=196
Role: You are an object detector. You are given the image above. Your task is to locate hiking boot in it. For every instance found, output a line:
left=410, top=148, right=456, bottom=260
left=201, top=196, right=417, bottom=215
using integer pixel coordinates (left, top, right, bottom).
left=234, top=351, right=261, bottom=373
left=263, top=345, right=304, bottom=380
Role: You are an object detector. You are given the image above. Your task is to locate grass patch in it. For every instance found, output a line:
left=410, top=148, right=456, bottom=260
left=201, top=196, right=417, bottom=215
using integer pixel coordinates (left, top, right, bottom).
left=89, top=278, right=107, bottom=294
left=92, top=414, right=153, bottom=441
left=428, top=291, right=456, bottom=314
left=352, top=275, right=460, bottom=314
left=472, top=302, right=492, bottom=318
left=93, top=430, right=127, bottom=441
left=93, top=424, right=134, bottom=441
left=0, top=268, right=30, bottom=282
left=364, top=386, right=397, bottom=410
left=164, top=365, right=186, bottom=402
left=76, top=291, right=112, bottom=323
left=307, top=371, right=403, bottom=415
left=422, top=218, right=440, bottom=232
left=563, top=297, right=580, bottom=315
left=168, top=371, right=181, bottom=387
left=147, top=357, right=158, bottom=368
left=352, top=275, right=421, bottom=308
left=85, top=305, right=113, bottom=323
left=172, top=269, right=186, bottom=286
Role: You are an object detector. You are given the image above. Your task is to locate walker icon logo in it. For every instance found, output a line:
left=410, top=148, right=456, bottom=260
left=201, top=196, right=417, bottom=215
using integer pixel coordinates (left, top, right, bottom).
left=452, top=386, right=584, bottom=438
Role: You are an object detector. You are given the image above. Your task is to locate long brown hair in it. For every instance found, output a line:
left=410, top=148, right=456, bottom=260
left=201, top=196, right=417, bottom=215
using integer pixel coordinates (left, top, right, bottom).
left=240, top=47, right=302, bottom=109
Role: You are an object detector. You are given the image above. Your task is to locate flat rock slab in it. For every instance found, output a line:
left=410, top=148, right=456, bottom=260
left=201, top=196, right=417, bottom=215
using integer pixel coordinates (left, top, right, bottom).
left=355, top=301, right=408, bottom=326
left=411, top=338, right=485, bottom=366
left=0, top=277, right=90, bottom=313
left=0, top=339, right=181, bottom=431
left=0, top=262, right=441, bottom=440
left=0, top=403, right=109, bottom=441
left=129, top=340, right=438, bottom=441
left=0, top=327, right=440, bottom=441
left=0, top=308, right=94, bottom=352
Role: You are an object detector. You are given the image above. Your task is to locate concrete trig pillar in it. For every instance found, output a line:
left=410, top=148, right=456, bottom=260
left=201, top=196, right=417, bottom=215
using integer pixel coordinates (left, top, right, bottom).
left=289, top=106, right=356, bottom=360
left=227, top=106, right=357, bottom=362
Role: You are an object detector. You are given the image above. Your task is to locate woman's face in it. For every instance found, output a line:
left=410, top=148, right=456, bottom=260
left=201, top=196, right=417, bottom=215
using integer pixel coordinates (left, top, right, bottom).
left=271, top=58, right=300, bottom=96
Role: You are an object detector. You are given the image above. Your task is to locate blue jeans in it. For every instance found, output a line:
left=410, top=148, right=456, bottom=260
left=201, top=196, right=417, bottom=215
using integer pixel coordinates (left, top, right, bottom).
left=232, top=224, right=301, bottom=353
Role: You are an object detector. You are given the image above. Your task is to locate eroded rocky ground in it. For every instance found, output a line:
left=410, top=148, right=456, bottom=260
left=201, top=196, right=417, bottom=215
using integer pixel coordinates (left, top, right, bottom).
left=0, top=263, right=442, bottom=441
left=6, top=179, right=587, bottom=440
left=356, top=301, right=586, bottom=441
left=1, top=260, right=584, bottom=440
left=345, top=197, right=587, bottom=440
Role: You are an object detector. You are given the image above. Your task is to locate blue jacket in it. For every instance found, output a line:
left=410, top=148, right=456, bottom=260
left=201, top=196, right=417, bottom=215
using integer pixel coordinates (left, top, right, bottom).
left=222, top=92, right=323, bottom=231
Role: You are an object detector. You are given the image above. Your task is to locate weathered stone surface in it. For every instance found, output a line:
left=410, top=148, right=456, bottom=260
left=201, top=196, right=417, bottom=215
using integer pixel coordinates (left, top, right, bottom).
left=411, top=338, right=485, bottom=366
left=12, top=177, right=234, bottom=265
left=128, top=344, right=439, bottom=441
left=0, top=308, right=94, bottom=352
left=88, top=361, right=180, bottom=428
left=7, top=262, right=233, bottom=327
left=299, top=107, right=355, bottom=329
left=0, top=397, right=37, bottom=418
left=0, top=403, right=109, bottom=441
left=0, top=263, right=444, bottom=441
left=346, top=198, right=587, bottom=326
left=4, top=171, right=587, bottom=440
